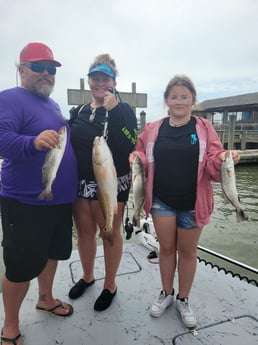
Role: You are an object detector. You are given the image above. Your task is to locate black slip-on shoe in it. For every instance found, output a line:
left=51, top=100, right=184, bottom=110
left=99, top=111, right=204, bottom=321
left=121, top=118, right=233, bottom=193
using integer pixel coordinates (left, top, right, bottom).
left=94, top=288, right=117, bottom=311
left=69, top=279, right=95, bottom=299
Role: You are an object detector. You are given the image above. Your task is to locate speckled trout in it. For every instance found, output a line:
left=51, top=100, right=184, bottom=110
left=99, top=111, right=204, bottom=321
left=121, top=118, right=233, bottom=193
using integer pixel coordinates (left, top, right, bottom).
left=38, top=126, right=67, bottom=200
left=221, top=150, right=248, bottom=222
left=92, top=136, right=118, bottom=245
left=132, top=155, right=145, bottom=228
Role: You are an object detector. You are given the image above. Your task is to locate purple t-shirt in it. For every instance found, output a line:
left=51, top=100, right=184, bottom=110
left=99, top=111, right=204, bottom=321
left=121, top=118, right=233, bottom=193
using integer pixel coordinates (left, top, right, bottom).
left=0, top=87, right=77, bottom=205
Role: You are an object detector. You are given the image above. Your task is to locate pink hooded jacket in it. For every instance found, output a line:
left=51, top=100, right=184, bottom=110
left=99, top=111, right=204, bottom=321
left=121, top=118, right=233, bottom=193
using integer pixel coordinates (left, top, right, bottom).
left=135, top=115, right=225, bottom=228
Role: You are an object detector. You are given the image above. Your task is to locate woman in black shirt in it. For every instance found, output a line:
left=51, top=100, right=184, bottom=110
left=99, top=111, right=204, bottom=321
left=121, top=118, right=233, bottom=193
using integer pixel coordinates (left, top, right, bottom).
left=69, top=54, right=137, bottom=311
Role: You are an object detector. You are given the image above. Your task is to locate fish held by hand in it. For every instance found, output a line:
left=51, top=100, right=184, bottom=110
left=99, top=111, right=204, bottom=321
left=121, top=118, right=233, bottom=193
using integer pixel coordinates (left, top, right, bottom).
left=38, top=126, right=67, bottom=200
left=132, top=155, right=146, bottom=228
left=221, top=150, right=248, bottom=222
left=92, top=136, right=118, bottom=245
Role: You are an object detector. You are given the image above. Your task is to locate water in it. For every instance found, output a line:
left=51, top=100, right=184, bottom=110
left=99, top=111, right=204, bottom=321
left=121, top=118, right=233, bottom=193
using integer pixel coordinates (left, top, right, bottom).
left=199, top=164, right=258, bottom=268
left=126, top=163, right=258, bottom=282
left=0, top=164, right=257, bottom=289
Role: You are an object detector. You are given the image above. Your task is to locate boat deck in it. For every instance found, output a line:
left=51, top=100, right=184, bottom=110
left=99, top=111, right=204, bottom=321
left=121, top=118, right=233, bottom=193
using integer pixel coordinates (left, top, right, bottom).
left=0, top=243, right=257, bottom=345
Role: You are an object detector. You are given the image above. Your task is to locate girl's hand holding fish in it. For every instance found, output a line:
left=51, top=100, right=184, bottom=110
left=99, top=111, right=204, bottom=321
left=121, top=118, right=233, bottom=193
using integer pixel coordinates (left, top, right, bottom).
left=34, top=129, right=60, bottom=151
left=220, top=150, right=240, bottom=165
left=129, top=151, right=141, bottom=168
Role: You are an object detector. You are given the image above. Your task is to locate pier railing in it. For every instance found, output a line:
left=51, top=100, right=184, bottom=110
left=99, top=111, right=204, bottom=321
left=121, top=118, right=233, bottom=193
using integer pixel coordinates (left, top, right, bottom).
left=213, top=119, right=258, bottom=150
left=216, top=129, right=258, bottom=150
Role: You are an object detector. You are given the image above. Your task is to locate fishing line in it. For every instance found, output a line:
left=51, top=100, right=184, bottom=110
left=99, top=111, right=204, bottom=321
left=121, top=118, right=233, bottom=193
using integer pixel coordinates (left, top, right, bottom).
left=103, top=88, right=124, bottom=140
left=114, top=88, right=123, bottom=104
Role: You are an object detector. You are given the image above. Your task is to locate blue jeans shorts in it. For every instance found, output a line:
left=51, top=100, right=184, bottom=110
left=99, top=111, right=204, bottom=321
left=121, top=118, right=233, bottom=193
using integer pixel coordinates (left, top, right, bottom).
left=150, top=197, right=197, bottom=229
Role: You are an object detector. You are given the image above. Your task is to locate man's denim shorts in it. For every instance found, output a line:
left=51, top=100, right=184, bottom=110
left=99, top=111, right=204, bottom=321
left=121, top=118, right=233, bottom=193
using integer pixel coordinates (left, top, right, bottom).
left=150, top=197, right=197, bottom=229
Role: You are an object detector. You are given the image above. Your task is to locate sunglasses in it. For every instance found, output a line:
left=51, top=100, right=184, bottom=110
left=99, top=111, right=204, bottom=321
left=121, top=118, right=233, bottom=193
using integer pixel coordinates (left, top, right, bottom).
left=22, top=62, right=57, bottom=75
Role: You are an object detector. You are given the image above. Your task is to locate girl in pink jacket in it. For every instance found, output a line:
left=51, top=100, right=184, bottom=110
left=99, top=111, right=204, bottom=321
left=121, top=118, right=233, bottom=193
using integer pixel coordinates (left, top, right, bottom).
left=130, top=75, right=239, bottom=328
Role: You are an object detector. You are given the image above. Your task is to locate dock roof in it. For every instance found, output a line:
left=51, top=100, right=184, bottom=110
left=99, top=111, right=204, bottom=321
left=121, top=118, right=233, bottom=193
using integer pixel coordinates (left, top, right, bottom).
left=197, top=92, right=258, bottom=112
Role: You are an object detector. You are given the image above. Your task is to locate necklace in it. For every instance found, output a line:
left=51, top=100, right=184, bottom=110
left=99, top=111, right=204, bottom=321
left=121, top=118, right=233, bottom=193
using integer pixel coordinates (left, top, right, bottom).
left=169, top=117, right=191, bottom=127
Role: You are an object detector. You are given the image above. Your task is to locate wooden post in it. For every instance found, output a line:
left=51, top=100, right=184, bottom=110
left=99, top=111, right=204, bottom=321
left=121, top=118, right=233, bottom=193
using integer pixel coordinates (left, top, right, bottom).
left=221, top=131, right=225, bottom=147
left=240, top=130, right=247, bottom=150
left=131, top=82, right=136, bottom=114
left=223, top=109, right=229, bottom=124
left=140, top=110, right=146, bottom=131
left=80, top=78, right=85, bottom=90
left=228, top=114, right=236, bottom=149
left=79, top=78, right=89, bottom=104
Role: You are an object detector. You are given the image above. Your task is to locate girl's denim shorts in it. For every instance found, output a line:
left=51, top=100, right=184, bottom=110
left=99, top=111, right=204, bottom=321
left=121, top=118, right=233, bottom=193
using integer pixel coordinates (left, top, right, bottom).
left=150, top=197, right=197, bottom=229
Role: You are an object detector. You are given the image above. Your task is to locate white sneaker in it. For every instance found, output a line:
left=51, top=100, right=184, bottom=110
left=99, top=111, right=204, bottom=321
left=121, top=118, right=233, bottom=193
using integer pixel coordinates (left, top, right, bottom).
left=176, top=298, right=197, bottom=328
left=149, top=290, right=174, bottom=317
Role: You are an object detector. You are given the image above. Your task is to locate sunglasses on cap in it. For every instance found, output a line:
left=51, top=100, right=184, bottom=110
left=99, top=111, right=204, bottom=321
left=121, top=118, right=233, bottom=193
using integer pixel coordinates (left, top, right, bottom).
left=21, top=62, right=57, bottom=75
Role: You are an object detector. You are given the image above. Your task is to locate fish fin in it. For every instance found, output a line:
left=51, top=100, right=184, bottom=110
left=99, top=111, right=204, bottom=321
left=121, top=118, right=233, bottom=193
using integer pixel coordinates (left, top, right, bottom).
left=101, top=230, right=114, bottom=246
left=101, top=166, right=108, bottom=179
left=226, top=168, right=233, bottom=177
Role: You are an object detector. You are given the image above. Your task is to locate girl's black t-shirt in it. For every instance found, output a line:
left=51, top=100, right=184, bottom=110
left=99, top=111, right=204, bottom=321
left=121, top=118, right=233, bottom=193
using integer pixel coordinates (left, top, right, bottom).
left=153, top=117, right=199, bottom=211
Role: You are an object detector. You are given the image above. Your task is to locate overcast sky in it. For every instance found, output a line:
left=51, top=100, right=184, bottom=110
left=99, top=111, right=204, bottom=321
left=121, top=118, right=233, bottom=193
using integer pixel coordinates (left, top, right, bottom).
left=1, top=0, right=258, bottom=120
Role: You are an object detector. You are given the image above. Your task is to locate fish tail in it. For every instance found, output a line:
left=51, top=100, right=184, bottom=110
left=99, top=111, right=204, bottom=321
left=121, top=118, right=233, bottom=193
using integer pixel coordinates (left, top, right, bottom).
left=102, top=230, right=114, bottom=246
left=132, top=214, right=140, bottom=228
left=236, top=209, right=249, bottom=222
left=38, top=189, right=53, bottom=200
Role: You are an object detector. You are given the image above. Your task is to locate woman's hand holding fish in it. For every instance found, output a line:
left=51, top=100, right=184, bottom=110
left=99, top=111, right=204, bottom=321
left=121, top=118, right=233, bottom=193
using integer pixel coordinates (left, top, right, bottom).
left=220, top=150, right=240, bottom=165
left=34, top=129, right=60, bottom=151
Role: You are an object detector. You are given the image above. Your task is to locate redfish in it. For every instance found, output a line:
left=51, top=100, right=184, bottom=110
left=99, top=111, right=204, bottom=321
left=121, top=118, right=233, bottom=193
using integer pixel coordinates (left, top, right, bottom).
left=92, top=136, right=118, bottom=245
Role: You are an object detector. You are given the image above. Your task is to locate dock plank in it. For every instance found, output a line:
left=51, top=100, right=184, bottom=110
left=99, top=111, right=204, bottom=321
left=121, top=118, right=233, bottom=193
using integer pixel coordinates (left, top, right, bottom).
left=238, top=149, right=258, bottom=164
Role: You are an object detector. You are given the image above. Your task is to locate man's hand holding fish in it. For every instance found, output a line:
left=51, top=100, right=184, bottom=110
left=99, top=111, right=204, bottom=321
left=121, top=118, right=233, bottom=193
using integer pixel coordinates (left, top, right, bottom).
left=34, top=129, right=61, bottom=151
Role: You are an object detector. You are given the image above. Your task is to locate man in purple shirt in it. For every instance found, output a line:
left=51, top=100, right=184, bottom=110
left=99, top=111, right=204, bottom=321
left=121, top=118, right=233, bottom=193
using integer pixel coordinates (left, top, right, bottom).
left=0, top=42, right=77, bottom=345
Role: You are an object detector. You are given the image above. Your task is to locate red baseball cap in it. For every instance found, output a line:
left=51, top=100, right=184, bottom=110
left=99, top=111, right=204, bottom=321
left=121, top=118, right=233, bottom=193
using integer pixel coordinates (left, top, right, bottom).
left=19, top=42, right=61, bottom=67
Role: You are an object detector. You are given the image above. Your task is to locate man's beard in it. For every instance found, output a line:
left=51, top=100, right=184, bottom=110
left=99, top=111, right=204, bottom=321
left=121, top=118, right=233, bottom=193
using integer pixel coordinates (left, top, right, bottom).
left=32, top=81, right=54, bottom=99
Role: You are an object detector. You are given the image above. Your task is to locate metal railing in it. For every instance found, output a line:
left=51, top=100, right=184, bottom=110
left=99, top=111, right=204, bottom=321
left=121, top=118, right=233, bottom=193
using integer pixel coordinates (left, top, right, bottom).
left=197, top=245, right=258, bottom=286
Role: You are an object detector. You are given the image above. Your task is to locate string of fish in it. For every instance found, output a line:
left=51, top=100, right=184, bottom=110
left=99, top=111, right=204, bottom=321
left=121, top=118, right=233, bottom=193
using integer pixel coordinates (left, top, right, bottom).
left=89, top=107, right=109, bottom=140
left=103, top=110, right=109, bottom=140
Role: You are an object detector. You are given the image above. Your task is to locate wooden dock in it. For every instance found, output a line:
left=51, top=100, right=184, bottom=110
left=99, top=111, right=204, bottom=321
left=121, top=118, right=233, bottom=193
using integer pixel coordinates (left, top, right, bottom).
left=238, top=149, right=258, bottom=164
